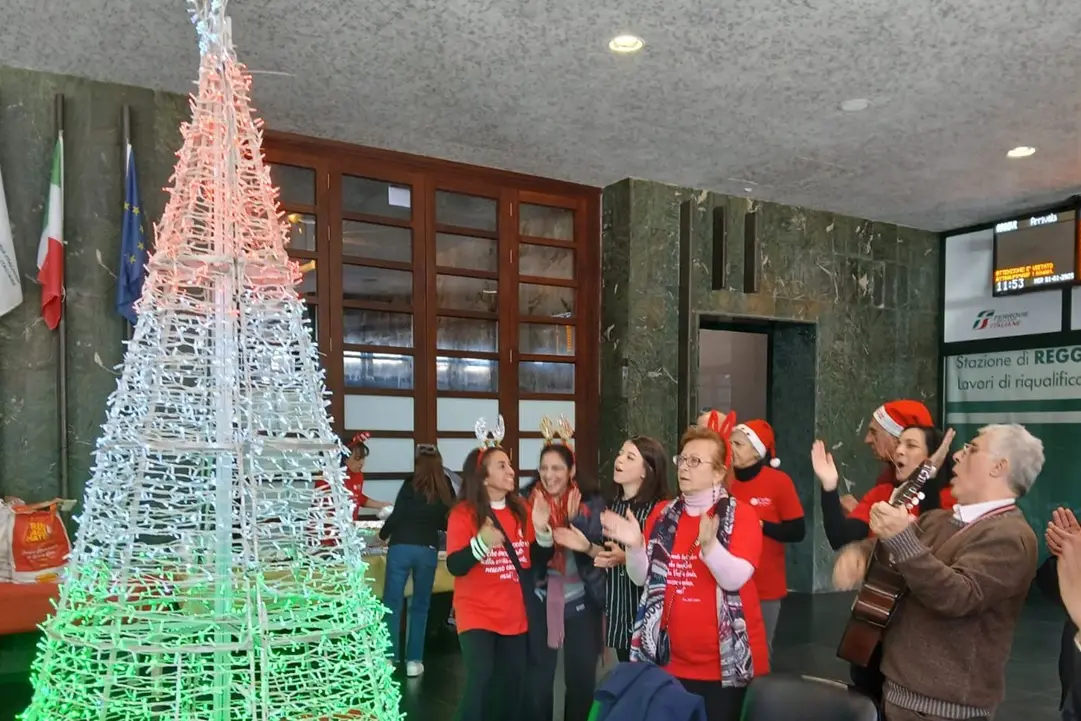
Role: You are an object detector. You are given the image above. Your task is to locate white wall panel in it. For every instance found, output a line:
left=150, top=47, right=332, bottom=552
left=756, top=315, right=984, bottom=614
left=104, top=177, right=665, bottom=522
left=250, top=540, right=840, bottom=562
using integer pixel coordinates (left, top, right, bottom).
left=437, top=398, right=501, bottom=432
left=362, top=437, right=415, bottom=474
left=437, top=438, right=482, bottom=473
left=518, top=400, right=576, bottom=434
left=344, top=395, right=413, bottom=431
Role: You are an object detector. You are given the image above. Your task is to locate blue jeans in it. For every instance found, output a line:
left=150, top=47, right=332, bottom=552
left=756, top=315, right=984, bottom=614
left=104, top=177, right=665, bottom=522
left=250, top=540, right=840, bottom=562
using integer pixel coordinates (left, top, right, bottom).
left=382, top=543, right=439, bottom=663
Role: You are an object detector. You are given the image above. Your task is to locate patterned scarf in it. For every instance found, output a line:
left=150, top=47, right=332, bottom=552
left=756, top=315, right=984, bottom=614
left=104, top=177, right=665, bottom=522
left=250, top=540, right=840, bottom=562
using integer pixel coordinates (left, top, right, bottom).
left=628, top=496, right=754, bottom=688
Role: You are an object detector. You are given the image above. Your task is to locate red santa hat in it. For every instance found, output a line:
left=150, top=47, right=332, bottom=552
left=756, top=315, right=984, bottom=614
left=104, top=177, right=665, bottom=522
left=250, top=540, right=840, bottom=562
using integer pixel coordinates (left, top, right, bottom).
left=735, top=420, right=780, bottom=468
left=871, top=400, right=932, bottom=438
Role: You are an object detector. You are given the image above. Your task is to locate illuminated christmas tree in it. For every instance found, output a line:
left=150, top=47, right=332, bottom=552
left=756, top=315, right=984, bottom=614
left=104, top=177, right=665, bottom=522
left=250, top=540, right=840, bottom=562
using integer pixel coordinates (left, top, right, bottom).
left=20, top=2, right=401, bottom=719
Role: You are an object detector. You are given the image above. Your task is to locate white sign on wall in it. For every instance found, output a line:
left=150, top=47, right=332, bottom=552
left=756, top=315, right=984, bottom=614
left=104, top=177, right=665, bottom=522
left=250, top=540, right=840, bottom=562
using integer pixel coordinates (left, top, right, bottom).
left=943, top=229, right=1063, bottom=343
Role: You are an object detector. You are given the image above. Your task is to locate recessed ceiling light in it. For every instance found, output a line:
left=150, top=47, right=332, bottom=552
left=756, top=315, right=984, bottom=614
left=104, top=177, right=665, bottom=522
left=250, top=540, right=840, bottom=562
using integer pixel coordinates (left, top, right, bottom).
left=840, top=98, right=870, bottom=112
left=609, top=35, right=644, bottom=53
left=1006, top=146, right=1036, bottom=158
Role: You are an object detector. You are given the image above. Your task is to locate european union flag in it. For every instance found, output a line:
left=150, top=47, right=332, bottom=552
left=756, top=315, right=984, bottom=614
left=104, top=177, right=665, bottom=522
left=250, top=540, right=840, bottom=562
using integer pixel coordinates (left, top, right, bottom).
left=117, top=146, right=148, bottom=324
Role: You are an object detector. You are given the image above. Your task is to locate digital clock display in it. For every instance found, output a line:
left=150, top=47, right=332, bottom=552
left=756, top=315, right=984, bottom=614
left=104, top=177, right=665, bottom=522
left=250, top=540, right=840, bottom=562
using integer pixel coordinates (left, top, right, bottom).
left=992, top=208, right=1079, bottom=297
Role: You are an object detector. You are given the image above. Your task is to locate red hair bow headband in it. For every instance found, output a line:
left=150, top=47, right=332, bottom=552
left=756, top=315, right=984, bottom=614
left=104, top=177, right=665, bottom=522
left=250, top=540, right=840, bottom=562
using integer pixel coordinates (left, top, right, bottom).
left=705, top=410, right=737, bottom=468
left=349, top=432, right=371, bottom=447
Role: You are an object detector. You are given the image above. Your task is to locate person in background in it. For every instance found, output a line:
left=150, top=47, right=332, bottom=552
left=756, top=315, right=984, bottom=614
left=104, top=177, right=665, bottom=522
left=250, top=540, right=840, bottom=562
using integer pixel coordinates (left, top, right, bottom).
left=814, top=423, right=956, bottom=704
left=1048, top=517, right=1081, bottom=720
left=446, top=437, right=554, bottom=721
left=727, top=419, right=804, bottom=652
left=833, top=424, right=1042, bottom=721
left=520, top=423, right=607, bottom=721
left=602, top=416, right=768, bottom=721
left=341, top=432, right=391, bottom=517
left=597, top=435, right=671, bottom=662
left=378, top=444, right=455, bottom=678
left=1036, top=506, right=1081, bottom=721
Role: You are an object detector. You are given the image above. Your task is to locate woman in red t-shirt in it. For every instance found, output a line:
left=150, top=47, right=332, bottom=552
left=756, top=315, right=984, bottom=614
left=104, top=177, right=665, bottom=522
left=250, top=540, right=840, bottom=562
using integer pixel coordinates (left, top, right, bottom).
left=602, top=416, right=767, bottom=721
left=341, top=433, right=389, bottom=518
left=446, top=444, right=554, bottom=721
left=726, top=419, right=804, bottom=654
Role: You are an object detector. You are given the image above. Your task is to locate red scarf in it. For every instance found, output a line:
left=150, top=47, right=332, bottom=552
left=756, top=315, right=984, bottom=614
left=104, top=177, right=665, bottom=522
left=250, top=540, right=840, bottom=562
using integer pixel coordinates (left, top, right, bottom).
left=534, top=482, right=579, bottom=574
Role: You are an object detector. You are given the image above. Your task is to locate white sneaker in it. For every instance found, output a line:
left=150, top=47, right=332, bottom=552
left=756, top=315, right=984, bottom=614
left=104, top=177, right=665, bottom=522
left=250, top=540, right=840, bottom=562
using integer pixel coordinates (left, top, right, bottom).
left=405, top=661, right=424, bottom=678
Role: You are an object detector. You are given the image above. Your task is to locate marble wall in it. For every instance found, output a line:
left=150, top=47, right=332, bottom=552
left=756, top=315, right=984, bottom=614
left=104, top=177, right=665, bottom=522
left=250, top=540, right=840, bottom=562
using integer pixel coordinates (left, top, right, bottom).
left=0, top=67, right=188, bottom=504
left=600, top=179, right=941, bottom=591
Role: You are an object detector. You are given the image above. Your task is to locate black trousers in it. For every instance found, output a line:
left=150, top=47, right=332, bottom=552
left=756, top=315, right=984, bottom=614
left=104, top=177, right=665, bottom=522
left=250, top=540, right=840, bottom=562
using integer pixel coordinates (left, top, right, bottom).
left=456, top=630, right=528, bottom=721
left=615, top=647, right=631, bottom=664
left=528, top=606, right=604, bottom=721
left=676, top=678, right=747, bottom=721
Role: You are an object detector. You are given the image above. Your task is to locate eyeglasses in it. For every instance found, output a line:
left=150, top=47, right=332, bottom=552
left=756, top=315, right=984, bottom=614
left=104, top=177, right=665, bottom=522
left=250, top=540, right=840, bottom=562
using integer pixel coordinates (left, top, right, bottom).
left=672, top=455, right=708, bottom=469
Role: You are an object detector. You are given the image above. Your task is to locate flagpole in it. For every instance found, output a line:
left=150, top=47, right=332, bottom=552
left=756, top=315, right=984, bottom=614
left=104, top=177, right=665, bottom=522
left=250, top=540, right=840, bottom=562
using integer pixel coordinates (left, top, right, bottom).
left=122, top=104, right=133, bottom=341
left=55, top=93, right=69, bottom=501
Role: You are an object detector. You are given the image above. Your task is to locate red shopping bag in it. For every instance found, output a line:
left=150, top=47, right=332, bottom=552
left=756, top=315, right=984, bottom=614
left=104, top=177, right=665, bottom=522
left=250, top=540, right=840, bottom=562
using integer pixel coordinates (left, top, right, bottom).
left=9, top=500, right=71, bottom=584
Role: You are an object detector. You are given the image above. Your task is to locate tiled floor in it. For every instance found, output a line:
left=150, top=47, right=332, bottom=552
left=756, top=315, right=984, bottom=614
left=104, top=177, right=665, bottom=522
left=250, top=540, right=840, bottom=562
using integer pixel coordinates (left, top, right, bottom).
left=0, top=591, right=1065, bottom=720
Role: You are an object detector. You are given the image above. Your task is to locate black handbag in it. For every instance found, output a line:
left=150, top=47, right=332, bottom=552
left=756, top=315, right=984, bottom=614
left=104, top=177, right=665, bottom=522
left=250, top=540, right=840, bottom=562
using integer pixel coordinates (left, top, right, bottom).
left=487, top=510, right=548, bottom=658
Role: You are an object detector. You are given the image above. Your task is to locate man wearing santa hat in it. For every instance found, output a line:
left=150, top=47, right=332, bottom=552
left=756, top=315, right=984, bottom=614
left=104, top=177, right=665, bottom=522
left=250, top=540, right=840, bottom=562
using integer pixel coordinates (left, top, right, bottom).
left=727, top=419, right=805, bottom=653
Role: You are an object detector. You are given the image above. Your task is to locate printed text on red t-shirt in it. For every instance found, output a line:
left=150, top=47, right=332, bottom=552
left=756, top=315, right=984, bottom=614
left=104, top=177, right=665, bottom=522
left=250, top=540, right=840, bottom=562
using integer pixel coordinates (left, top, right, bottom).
left=668, top=553, right=701, bottom=600
left=482, top=539, right=529, bottom=581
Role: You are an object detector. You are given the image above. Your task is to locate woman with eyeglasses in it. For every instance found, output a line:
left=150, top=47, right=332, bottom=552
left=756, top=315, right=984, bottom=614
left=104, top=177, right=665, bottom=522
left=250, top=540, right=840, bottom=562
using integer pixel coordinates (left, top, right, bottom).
left=601, top=418, right=768, bottom=721
left=378, top=444, right=456, bottom=677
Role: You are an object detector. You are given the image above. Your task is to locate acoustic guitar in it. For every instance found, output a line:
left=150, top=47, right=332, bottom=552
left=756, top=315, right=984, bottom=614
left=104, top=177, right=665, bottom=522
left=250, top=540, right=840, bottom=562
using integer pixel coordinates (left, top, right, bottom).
left=836, top=461, right=937, bottom=667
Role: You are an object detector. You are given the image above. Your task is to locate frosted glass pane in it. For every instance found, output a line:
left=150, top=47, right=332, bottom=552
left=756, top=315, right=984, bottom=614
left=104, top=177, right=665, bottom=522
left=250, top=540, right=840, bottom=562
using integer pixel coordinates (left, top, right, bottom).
left=344, top=395, right=413, bottom=431
left=362, top=438, right=416, bottom=473
left=518, top=400, right=576, bottom=433
left=519, top=437, right=547, bottom=471
left=438, top=438, right=483, bottom=473
left=437, top=398, right=501, bottom=432
left=360, top=479, right=403, bottom=504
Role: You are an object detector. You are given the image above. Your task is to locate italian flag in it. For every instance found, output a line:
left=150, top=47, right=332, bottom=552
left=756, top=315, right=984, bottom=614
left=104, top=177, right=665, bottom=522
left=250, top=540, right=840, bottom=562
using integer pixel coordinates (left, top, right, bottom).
left=37, top=133, right=64, bottom=330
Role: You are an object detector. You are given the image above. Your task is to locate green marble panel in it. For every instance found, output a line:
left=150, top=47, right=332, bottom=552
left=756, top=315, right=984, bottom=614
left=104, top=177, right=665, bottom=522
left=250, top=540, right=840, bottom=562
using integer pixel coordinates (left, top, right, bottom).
left=600, top=179, right=942, bottom=592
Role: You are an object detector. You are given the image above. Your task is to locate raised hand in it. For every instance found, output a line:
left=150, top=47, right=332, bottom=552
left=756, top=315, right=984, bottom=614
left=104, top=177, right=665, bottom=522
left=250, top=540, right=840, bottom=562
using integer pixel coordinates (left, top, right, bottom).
left=594, top=541, right=627, bottom=568
left=1048, top=507, right=1080, bottom=557
left=532, top=493, right=551, bottom=534
left=833, top=545, right=869, bottom=590
left=697, top=513, right=720, bottom=553
left=811, top=440, right=839, bottom=492
left=553, top=525, right=591, bottom=553
left=1058, top=526, right=1081, bottom=629
left=601, top=509, right=644, bottom=549
left=567, top=487, right=582, bottom=520
left=478, top=517, right=505, bottom=549
left=930, top=428, right=956, bottom=469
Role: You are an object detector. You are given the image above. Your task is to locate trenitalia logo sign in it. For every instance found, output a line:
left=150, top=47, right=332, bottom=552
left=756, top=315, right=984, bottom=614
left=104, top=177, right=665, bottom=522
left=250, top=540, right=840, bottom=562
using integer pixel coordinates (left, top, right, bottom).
left=972, top=309, right=1030, bottom=331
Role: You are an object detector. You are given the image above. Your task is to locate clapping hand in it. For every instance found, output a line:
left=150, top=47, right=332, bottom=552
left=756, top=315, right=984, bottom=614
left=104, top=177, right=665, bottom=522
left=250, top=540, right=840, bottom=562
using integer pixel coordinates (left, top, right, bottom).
left=478, top=517, right=505, bottom=549
left=532, top=493, right=552, bottom=534
left=1048, top=507, right=1081, bottom=557
left=1057, top=520, right=1081, bottom=630
left=594, top=541, right=627, bottom=568
left=833, top=545, right=869, bottom=590
left=553, top=524, right=591, bottom=553
left=697, top=514, right=720, bottom=553
left=601, top=509, right=644, bottom=549
left=930, top=428, right=957, bottom=469
left=811, top=441, right=840, bottom=492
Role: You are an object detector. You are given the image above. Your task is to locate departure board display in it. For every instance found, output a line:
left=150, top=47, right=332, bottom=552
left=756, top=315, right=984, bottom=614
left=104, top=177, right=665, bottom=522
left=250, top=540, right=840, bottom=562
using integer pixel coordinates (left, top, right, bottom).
left=992, top=208, right=1078, bottom=297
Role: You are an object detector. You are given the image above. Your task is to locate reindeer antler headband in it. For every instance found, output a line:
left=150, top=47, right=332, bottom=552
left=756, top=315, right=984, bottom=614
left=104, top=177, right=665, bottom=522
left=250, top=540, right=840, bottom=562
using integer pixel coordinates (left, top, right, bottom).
left=473, top=415, right=506, bottom=467
left=540, top=414, right=575, bottom=462
left=707, top=410, right=737, bottom=469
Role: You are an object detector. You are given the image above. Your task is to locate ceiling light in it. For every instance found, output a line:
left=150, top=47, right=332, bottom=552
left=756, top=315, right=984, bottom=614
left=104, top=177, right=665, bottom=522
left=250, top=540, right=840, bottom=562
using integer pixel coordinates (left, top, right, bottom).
left=1006, top=146, right=1036, bottom=158
left=840, top=98, right=870, bottom=112
left=609, top=35, right=644, bottom=53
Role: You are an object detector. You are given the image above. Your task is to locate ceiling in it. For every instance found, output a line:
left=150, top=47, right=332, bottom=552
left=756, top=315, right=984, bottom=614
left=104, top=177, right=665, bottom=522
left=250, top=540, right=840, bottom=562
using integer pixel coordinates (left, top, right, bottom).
left=2, top=0, right=1081, bottom=231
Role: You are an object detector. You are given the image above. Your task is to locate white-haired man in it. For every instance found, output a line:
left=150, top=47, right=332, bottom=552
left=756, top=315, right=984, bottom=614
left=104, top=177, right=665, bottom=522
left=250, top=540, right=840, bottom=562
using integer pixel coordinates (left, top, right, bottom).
left=834, top=423, right=1044, bottom=721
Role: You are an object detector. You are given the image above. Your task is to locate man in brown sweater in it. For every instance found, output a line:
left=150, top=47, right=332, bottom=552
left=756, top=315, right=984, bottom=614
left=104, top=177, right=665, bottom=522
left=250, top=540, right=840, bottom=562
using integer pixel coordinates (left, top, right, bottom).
left=833, top=423, right=1044, bottom=721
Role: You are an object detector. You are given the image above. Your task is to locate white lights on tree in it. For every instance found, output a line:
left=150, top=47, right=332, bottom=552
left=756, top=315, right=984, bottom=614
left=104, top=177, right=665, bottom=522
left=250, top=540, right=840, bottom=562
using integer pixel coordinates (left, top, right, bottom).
left=19, top=2, right=401, bottom=719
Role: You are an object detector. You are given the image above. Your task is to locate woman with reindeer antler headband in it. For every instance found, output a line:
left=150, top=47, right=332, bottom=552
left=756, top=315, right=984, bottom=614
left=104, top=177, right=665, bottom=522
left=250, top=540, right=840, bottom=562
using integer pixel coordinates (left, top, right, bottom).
left=601, top=412, right=769, bottom=721
left=518, top=415, right=607, bottom=721
left=445, top=415, right=555, bottom=721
